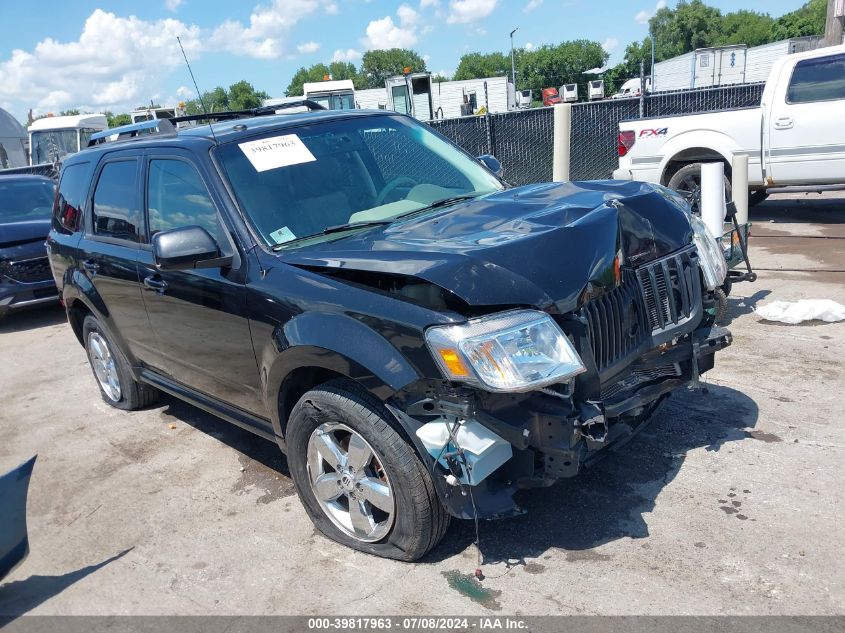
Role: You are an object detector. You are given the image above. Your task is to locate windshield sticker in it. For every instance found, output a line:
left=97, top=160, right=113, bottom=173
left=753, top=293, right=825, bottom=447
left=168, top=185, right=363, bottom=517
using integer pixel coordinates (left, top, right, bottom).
left=269, top=226, right=297, bottom=244
left=238, top=134, right=316, bottom=172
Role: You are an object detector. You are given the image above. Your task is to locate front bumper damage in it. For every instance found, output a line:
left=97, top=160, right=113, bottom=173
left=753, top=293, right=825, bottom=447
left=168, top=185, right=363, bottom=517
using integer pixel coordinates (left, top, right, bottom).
left=391, top=324, right=731, bottom=520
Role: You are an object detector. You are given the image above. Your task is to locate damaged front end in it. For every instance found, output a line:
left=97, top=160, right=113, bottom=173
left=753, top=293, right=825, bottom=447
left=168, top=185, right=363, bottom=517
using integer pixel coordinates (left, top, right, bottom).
left=388, top=243, right=731, bottom=521
left=284, top=181, right=732, bottom=520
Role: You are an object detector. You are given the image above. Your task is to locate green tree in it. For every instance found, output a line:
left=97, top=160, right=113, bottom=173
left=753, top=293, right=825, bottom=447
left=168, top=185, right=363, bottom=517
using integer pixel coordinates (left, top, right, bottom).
left=59, top=108, right=81, bottom=116
left=285, top=64, right=331, bottom=96
left=604, top=38, right=653, bottom=93
left=772, top=0, right=827, bottom=39
left=227, top=80, right=269, bottom=110
left=359, top=48, right=427, bottom=89
left=453, top=52, right=512, bottom=80
left=517, top=40, right=608, bottom=96
left=714, top=10, right=775, bottom=47
left=104, top=111, right=131, bottom=128
left=649, top=0, right=722, bottom=60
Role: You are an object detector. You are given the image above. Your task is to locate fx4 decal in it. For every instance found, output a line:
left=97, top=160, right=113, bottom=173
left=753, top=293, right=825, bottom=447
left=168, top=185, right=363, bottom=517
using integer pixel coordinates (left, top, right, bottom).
left=639, top=128, right=668, bottom=138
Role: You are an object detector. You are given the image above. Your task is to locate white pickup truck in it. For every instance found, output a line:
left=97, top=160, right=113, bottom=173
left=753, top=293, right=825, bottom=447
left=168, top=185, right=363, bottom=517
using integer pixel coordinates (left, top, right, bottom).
left=613, top=44, right=845, bottom=205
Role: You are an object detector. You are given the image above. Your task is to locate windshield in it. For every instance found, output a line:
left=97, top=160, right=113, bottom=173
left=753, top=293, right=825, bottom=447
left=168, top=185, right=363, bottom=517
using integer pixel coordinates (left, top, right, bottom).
left=30, top=129, right=79, bottom=164
left=216, top=114, right=504, bottom=248
left=0, top=179, right=55, bottom=222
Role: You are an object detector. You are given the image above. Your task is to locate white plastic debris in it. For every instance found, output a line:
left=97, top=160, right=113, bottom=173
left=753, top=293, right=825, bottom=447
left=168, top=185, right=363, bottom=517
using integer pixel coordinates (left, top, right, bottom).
left=756, top=300, right=845, bottom=324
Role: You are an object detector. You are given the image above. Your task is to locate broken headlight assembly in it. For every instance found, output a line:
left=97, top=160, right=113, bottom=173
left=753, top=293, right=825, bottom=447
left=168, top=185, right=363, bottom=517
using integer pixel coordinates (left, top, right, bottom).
left=689, top=213, right=728, bottom=290
left=425, top=310, right=586, bottom=393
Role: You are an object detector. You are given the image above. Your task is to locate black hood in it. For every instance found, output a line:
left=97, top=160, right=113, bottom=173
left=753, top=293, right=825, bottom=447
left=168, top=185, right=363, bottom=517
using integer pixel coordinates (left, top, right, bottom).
left=0, top=219, right=51, bottom=249
left=281, top=181, right=694, bottom=314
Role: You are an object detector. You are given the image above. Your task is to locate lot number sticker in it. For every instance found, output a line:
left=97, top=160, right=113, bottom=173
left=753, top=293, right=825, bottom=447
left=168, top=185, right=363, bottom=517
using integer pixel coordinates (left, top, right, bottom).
left=238, top=134, right=316, bottom=172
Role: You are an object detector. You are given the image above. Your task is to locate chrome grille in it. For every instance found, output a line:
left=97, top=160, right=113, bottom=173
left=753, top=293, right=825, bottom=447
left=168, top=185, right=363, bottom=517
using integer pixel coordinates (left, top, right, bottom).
left=0, top=256, right=52, bottom=283
left=636, top=247, right=697, bottom=331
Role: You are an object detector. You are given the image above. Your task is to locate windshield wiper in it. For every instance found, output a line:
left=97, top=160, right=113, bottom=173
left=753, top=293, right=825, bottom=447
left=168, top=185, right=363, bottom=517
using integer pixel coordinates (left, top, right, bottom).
left=271, top=220, right=390, bottom=251
left=394, top=194, right=480, bottom=220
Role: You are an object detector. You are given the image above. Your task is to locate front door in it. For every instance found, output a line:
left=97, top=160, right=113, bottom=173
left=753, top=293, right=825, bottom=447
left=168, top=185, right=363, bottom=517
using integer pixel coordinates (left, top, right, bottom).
left=768, top=51, right=845, bottom=185
left=137, top=152, right=266, bottom=417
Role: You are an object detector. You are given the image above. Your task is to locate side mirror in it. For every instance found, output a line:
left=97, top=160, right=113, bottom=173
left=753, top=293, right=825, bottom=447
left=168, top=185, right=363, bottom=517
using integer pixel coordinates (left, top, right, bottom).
left=477, top=154, right=504, bottom=179
left=152, top=226, right=231, bottom=271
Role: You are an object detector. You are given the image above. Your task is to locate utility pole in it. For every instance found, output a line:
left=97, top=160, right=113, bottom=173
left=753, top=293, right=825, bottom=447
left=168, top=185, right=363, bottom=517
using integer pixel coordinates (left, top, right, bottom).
left=824, top=0, right=844, bottom=47
left=510, top=28, right=519, bottom=89
left=650, top=28, right=656, bottom=92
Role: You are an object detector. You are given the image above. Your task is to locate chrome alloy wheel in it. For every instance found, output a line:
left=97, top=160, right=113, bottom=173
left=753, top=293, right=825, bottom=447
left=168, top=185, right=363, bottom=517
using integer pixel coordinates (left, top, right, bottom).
left=306, top=422, right=395, bottom=542
left=88, top=332, right=121, bottom=402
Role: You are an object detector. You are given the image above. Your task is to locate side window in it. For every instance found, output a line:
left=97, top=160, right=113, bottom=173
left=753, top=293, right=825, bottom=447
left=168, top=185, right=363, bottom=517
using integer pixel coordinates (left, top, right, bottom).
left=146, top=159, right=221, bottom=240
left=787, top=54, right=845, bottom=104
left=54, top=162, right=90, bottom=233
left=92, top=160, right=141, bottom=242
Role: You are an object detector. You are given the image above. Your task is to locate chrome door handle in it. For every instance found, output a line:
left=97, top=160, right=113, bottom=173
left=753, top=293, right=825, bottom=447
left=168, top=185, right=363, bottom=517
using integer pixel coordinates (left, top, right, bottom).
left=143, top=275, right=168, bottom=294
left=82, top=259, right=99, bottom=275
left=774, top=117, right=793, bottom=130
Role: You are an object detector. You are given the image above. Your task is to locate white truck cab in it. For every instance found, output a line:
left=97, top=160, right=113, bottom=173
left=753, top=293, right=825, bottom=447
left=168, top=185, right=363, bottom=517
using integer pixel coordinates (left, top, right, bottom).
left=28, top=113, right=108, bottom=165
left=613, top=45, right=845, bottom=199
left=303, top=80, right=356, bottom=111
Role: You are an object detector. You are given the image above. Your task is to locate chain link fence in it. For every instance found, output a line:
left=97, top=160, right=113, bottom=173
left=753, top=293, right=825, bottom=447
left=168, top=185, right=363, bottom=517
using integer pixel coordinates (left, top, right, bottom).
left=427, top=82, right=766, bottom=185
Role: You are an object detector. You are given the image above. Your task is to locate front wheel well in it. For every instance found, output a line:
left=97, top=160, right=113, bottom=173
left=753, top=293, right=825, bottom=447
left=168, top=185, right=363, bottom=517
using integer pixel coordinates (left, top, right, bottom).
left=662, top=148, right=732, bottom=186
left=277, top=366, right=346, bottom=437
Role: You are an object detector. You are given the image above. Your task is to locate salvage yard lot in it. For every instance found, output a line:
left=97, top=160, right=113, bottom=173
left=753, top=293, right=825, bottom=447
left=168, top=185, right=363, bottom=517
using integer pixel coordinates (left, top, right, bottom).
left=1, top=194, right=843, bottom=616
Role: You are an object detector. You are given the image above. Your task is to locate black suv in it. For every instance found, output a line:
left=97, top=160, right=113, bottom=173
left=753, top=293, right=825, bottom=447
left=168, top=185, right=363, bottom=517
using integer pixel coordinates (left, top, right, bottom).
left=47, top=108, right=732, bottom=561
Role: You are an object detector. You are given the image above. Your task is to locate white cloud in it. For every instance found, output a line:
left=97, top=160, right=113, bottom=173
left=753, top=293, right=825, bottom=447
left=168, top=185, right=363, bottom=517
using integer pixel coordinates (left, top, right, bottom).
left=446, top=0, right=498, bottom=24
left=332, top=48, right=362, bottom=62
left=420, top=0, right=439, bottom=7
left=636, top=0, right=667, bottom=25
left=164, top=0, right=183, bottom=11
left=175, top=86, right=194, bottom=99
left=209, top=0, right=337, bottom=59
left=364, top=5, right=420, bottom=49
left=602, top=37, right=619, bottom=53
left=524, top=42, right=535, bottom=51
left=0, top=9, right=202, bottom=116
left=296, top=41, right=321, bottom=54
left=524, top=0, right=542, bottom=13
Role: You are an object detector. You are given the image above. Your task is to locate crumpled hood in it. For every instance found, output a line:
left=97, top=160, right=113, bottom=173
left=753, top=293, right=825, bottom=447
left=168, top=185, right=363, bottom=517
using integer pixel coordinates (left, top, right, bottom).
left=281, top=180, right=694, bottom=313
left=0, top=219, right=51, bottom=250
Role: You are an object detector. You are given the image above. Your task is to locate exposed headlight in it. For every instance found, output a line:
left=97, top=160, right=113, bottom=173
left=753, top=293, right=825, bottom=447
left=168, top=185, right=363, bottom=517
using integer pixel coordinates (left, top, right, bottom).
left=689, top=213, right=728, bottom=290
left=425, top=310, right=586, bottom=392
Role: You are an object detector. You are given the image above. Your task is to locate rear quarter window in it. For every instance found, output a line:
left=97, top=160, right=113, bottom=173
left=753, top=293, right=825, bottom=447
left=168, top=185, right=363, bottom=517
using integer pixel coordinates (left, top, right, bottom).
left=53, top=162, right=90, bottom=234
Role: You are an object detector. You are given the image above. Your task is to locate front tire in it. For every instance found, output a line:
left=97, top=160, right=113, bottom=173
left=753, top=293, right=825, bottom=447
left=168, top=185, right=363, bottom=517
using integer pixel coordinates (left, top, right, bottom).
left=286, top=379, right=449, bottom=561
left=82, top=315, right=158, bottom=410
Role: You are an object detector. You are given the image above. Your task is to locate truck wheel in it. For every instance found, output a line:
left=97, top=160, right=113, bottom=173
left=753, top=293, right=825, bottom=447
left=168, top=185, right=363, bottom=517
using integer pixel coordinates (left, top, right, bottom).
left=749, top=191, right=769, bottom=207
left=285, top=379, right=449, bottom=561
left=668, top=162, right=732, bottom=217
left=82, top=315, right=159, bottom=410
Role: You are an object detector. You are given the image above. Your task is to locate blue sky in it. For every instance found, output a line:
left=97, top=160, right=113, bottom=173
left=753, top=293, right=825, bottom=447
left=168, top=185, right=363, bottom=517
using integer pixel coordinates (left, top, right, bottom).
left=0, top=0, right=806, bottom=122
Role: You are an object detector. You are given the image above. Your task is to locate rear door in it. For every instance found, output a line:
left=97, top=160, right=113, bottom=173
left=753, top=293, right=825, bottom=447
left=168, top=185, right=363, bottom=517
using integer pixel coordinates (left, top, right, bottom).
left=77, top=154, right=157, bottom=365
left=137, top=150, right=265, bottom=416
left=768, top=52, right=845, bottom=185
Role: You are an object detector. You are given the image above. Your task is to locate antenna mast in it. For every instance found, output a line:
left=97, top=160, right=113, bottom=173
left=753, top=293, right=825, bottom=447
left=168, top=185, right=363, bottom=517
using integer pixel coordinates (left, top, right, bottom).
left=176, top=36, right=218, bottom=144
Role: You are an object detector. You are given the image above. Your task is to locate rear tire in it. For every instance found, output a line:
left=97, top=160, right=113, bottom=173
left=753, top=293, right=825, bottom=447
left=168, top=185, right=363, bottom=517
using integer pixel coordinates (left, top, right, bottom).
left=749, top=191, right=769, bottom=207
left=82, top=315, right=158, bottom=410
left=286, top=379, right=449, bottom=561
left=668, top=162, right=732, bottom=217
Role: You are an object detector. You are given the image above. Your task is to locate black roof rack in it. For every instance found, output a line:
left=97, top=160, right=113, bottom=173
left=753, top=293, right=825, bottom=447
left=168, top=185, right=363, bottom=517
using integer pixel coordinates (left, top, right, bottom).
left=84, top=100, right=328, bottom=149
left=168, top=100, right=327, bottom=125
left=88, top=118, right=176, bottom=147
